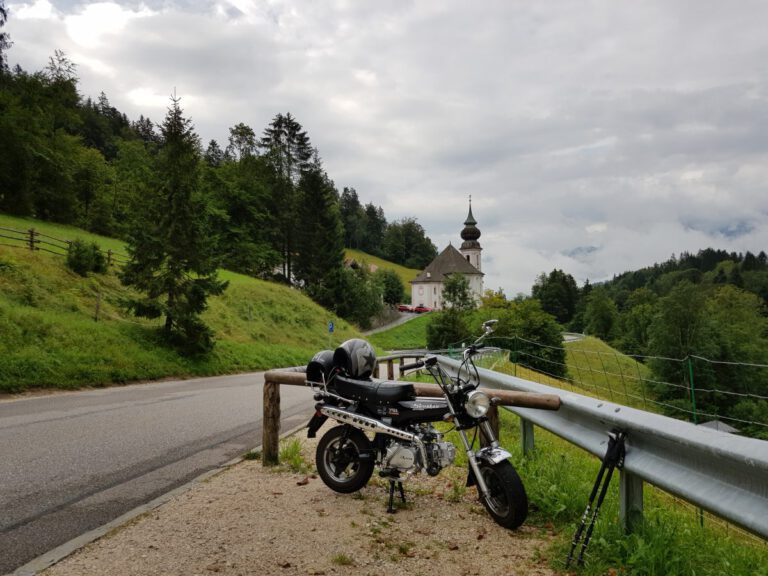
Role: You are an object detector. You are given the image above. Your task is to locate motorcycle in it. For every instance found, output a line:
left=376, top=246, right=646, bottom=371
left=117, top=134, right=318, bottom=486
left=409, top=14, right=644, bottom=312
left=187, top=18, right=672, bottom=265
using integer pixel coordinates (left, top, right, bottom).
left=304, top=319, right=528, bottom=530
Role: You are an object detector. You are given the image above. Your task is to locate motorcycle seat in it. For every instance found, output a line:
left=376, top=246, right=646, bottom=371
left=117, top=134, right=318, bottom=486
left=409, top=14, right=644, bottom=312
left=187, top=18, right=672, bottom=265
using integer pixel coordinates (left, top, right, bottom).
left=332, top=375, right=416, bottom=405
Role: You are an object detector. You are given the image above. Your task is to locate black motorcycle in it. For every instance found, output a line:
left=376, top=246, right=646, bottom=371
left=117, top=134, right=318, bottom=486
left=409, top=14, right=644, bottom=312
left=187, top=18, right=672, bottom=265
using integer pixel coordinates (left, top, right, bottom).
left=305, top=320, right=528, bottom=529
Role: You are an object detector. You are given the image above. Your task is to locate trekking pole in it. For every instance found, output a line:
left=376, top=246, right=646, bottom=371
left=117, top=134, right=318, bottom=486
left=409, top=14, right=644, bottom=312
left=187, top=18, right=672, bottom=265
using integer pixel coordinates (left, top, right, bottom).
left=565, top=431, right=626, bottom=569
left=566, top=457, right=609, bottom=567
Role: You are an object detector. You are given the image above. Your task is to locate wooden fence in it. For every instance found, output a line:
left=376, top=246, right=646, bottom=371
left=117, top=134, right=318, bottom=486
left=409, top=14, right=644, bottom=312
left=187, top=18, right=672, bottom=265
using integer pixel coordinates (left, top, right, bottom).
left=0, top=225, right=128, bottom=268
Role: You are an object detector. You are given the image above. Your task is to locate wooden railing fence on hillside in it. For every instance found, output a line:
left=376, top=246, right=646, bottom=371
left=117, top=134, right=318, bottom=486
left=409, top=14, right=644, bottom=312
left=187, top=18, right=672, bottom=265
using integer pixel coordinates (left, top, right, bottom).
left=0, top=226, right=129, bottom=268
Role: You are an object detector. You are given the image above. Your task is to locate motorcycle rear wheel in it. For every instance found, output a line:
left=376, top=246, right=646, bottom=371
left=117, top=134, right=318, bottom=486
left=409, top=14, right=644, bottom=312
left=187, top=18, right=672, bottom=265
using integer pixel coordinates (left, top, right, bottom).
left=316, top=425, right=374, bottom=494
left=478, top=460, right=528, bottom=529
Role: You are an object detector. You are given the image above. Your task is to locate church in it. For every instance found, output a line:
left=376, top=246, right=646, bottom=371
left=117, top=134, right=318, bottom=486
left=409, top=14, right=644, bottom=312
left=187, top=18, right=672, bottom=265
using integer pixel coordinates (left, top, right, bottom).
left=410, top=202, right=484, bottom=309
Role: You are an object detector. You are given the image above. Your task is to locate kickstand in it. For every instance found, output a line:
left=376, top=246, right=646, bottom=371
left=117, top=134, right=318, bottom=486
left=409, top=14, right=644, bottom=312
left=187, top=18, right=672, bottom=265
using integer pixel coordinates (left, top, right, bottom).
left=387, top=480, right=406, bottom=514
left=566, top=430, right=626, bottom=569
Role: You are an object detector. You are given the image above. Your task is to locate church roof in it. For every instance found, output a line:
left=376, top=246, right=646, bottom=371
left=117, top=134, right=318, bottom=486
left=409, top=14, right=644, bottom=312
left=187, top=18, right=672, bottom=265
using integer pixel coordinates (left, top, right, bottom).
left=411, top=244, right=483, bottom=284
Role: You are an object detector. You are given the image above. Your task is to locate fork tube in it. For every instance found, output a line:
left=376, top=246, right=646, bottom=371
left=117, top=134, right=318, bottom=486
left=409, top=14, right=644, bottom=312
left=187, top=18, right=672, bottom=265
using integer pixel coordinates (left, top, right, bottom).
left=480, top=420, right=500, bottom=449
left=458, top=428, right=491, bottom=498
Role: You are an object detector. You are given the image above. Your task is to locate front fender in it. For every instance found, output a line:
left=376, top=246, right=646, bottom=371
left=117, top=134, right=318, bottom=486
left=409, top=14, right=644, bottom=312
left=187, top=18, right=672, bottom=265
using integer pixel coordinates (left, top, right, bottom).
left=465, top=446, right=512, bottom=486
left=477, top=446, right=512, bottom=465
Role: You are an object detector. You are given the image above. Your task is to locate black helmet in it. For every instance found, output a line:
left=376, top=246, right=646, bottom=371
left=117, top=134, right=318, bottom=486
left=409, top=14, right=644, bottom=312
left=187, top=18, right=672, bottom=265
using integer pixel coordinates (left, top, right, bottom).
left=307, top=350, right=335, bottom=384
left=333, top=338, right=376, bottom=379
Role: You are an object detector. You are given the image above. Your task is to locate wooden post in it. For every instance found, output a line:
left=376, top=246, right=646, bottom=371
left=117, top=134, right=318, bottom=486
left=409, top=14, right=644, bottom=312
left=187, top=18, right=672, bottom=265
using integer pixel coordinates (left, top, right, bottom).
left=263, top=381, right=281, bottom=466
left=387, top=359, right=394, bottom=380
left=28, top=228, right=36, bottom=251
left=106, top=249, right=113, bottom=268
left=94, top=292, right=101, bottom=322
left=373, top=363, right=380, bottom=379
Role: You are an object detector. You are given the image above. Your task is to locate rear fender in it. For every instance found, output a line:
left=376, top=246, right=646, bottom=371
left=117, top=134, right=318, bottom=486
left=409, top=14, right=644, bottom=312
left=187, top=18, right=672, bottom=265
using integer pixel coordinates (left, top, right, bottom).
left=306, top=410, right=328, bottom=438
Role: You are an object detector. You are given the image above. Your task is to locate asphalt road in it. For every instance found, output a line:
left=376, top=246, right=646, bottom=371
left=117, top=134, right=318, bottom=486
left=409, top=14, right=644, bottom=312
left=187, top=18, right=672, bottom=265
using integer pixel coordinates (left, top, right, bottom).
left=0, top=373, right=314, bottom=574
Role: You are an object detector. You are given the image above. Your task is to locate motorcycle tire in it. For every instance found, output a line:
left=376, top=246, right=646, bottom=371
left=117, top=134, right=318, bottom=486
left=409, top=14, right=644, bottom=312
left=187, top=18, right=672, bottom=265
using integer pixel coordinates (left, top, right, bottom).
left=478, top=460, right=528, bottom=529
left=316, top=425, right=375, bottom=494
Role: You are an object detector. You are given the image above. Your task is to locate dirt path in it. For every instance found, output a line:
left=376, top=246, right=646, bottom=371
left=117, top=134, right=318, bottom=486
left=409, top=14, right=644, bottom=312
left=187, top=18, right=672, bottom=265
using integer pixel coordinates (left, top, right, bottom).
left=43, top=428, right=555, bottom=576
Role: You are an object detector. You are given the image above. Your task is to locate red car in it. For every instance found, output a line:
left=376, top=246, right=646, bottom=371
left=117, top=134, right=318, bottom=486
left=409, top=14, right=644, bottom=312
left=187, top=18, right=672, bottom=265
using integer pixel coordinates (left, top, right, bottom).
left=413, top=305, right=433, bottom=314
left=397, top=304, right=414, bottom=312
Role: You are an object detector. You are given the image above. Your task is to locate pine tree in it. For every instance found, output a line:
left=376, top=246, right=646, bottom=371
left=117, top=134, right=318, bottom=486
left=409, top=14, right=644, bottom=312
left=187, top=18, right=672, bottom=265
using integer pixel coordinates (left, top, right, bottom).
left=120, top=95, right=227, bottom=354
left=293, top=167, right=344, bottom=306
left=259, top=112, right=314, bottom=282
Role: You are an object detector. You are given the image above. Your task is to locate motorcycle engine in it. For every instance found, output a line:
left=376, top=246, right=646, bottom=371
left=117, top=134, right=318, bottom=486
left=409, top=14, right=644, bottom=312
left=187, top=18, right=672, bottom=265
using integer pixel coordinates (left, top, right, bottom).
left=428, top=441, right=456, bottom=469
left=383, top=443, right=418, bottom=472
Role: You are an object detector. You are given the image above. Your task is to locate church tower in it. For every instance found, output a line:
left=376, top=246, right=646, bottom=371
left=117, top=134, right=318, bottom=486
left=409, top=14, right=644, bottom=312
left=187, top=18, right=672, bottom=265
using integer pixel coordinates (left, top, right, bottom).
left=459, top=198, right=482, bottom=272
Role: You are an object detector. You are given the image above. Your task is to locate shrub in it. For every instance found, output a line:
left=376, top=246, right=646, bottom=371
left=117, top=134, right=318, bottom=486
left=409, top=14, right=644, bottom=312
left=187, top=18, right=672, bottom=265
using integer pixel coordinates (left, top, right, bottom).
left=66, top=239, right=106, bottom=276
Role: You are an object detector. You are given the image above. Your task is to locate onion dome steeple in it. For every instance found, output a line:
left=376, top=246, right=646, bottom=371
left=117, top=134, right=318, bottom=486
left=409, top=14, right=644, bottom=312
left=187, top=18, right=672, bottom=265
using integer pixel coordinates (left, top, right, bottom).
left=460, top=196, right=481, bottom=250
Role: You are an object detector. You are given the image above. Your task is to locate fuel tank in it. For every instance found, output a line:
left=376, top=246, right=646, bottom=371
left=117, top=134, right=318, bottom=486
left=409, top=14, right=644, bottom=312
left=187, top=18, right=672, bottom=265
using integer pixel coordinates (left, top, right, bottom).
left=388, top=397, right=450, bottom=425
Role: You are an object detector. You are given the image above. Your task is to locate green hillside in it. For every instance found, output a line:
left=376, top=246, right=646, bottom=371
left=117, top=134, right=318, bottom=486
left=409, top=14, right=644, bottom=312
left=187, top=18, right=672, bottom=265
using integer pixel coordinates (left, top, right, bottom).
left=0, top=217, right=362, bottom=393
left=368, top=313, right=431, bottom=350
left=344, top=248, right=420, bottom=297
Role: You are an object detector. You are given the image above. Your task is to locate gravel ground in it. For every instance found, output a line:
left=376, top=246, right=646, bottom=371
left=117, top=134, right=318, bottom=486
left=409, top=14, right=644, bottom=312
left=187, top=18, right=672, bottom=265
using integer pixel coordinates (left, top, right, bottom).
left=43, top=426, right=556, bottom=576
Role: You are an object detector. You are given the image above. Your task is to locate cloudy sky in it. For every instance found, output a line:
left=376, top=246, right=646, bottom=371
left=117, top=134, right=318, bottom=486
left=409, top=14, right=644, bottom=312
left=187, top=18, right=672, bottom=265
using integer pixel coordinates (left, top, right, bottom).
left=5, top=0, right=768, bottom=295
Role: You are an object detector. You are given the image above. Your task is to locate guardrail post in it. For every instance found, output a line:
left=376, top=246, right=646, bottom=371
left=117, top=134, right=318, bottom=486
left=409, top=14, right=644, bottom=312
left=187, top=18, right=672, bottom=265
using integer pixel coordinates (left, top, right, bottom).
left=387, top=359, right=394, bottom=380
left=28, top=228, right=36, bottom=251
left=521, top=418, right=535, bottom=455
left=619, top=470, right=644, bottom=533
left=374, top=363, right=380, bottom=378
left=263, top=381, right=281, bottom=466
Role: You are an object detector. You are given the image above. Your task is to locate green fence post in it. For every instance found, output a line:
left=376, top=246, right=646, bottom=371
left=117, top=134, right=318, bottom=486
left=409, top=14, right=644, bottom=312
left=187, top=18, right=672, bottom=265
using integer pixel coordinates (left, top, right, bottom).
left=688, top=357, right=698, bottom=425
left=512, top=336, right=518, bottom=377
left=687, top=356, right=705, bottom=527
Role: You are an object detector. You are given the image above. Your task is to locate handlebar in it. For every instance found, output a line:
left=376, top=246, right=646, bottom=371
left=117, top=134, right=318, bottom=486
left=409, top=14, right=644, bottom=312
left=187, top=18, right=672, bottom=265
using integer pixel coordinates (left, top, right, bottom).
left=401, top=356, right=437, bottom=372
left=400, top=360, right=425, bottom=372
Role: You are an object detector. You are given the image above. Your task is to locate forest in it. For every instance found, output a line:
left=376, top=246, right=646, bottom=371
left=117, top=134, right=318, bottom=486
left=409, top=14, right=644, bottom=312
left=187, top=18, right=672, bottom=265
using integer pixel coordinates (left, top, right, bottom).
left=528, top=250, right=768, bottom=438
left=0, top=10, right=437, bottom=343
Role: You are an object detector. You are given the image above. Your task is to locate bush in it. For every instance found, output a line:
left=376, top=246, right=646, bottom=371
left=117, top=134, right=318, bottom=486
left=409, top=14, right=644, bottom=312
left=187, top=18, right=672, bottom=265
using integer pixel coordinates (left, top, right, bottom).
left=426, top=309, right=470, bottom=349
left=66, top=239, right=106, bottom=276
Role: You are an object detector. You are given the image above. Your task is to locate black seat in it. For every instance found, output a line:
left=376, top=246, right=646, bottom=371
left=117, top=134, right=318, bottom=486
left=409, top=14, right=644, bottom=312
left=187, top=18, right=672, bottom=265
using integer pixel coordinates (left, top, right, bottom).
left=332, top=375, right=415, bottom=406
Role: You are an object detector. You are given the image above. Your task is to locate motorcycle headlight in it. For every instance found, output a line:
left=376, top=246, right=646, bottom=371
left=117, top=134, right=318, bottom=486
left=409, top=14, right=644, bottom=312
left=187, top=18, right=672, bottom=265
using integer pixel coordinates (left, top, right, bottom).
left=464, top=390, right=490, bottom=418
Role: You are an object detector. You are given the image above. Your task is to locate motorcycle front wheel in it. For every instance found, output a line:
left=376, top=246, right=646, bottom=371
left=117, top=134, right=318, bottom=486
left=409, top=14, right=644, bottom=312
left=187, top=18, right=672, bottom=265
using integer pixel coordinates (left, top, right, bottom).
left=478, top=460, right=528, bottom=529
left=316, top=425, right=374, bottom=493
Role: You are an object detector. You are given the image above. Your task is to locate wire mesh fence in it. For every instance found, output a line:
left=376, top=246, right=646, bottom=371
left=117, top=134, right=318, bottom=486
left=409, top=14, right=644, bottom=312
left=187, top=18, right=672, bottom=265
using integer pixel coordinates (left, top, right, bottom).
left=447, top=334, right=768, bottom=440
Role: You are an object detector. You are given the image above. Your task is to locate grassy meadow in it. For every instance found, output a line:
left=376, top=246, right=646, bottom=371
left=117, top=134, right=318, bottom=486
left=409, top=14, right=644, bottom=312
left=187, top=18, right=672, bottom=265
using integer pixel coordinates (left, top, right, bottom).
left=368, top=312, right=432, bottom=350
left=0, top=217, right=365, bottom=392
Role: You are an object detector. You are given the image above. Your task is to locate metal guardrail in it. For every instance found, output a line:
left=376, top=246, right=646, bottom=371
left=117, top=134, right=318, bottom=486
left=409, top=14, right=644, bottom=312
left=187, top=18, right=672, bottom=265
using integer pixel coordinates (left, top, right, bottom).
left=437, top=355, right=768, bottom=539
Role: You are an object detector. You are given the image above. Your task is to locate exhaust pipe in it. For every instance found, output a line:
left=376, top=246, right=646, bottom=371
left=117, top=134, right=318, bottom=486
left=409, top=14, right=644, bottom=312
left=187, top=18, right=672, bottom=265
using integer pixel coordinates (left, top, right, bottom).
left=320, top=406, right=427, bottom=465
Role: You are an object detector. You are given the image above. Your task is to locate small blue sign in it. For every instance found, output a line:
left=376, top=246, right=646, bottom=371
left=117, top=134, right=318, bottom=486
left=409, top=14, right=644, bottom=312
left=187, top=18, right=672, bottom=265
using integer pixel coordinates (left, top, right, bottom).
left=328, top=321, right=334, bottom=334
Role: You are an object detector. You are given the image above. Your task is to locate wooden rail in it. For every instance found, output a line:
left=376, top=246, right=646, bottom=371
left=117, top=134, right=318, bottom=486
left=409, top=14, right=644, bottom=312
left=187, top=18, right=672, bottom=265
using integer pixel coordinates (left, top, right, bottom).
left=0, top=225, right=128, bottom=266
left=262, top=367, right=561, bottom=465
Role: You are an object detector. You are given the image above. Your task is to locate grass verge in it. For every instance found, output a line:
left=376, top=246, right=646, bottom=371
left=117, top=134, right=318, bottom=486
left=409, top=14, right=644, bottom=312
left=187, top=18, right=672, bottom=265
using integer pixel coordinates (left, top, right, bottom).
left=496, top=410, right=768, bottom=575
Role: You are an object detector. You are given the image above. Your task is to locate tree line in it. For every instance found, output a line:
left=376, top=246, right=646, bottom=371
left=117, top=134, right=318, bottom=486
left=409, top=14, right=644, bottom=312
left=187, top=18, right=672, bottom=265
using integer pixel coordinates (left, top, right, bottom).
left=0, top=16, right=437, bottom=348
left=530, top=250, right=768, bottom=438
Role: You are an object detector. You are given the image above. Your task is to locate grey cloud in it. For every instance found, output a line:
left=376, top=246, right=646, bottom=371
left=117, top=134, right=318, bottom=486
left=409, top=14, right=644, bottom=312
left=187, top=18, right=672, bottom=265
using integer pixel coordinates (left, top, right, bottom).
left=7, top=0, right=768, bottom=294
